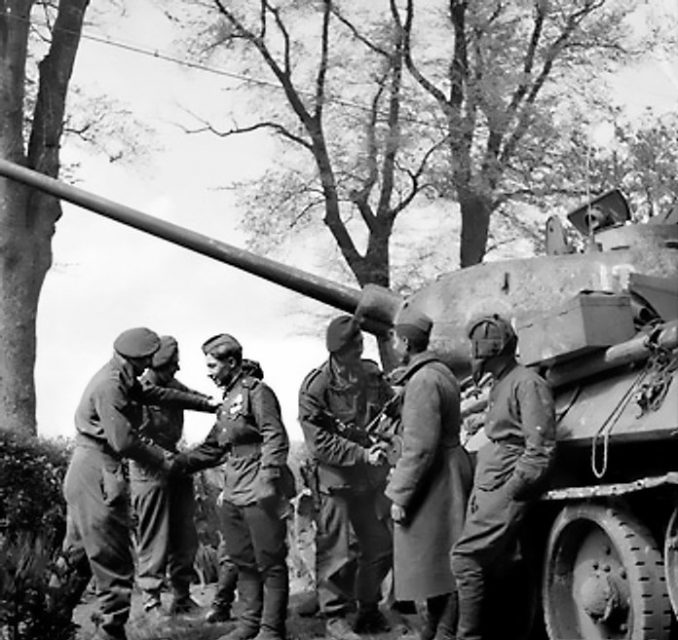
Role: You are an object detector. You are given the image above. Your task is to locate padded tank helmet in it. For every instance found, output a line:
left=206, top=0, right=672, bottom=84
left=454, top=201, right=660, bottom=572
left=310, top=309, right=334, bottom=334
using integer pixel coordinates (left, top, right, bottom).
left=467, top=314, right=517, bottom=359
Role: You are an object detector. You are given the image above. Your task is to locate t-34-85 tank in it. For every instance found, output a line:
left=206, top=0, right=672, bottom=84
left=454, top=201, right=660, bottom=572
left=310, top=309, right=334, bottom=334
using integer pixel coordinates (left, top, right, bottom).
left=1, top=159, right=677, bottom=639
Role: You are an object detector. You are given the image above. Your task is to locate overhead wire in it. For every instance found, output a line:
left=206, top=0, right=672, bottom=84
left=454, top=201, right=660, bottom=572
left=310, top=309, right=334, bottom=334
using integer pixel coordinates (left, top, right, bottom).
left=2, top=7, right=443, bottom=130
left=10, top=8, right=677, bottom=127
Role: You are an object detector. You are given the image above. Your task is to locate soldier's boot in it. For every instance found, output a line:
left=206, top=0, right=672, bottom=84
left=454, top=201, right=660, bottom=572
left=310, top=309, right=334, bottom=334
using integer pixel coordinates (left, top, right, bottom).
left=253, top=564, right=288, bottom=640
left=206, top=558, right=239, bottom=622
left=432, top=593, right=458, bottom=640
left=450, top=555, right=483, bottom=640
left=353, top=602, right=391, bottom=634
left=294, top=590, right=319, bottom=617
left=218, top=570, right=262, bottom=640
left=418, top=594, right=449, bottom=640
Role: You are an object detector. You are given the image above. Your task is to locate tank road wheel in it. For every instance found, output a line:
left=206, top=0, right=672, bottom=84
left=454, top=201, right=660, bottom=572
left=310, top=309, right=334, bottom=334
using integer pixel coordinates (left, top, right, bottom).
left=542, top=502, right=671, bottom=640
left=664, top=504, right=678, bottom=617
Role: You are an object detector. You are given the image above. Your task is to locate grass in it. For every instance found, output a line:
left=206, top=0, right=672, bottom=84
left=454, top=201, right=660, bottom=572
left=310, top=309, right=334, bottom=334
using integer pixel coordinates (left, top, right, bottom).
left=73, top=583, right=421, bottom=640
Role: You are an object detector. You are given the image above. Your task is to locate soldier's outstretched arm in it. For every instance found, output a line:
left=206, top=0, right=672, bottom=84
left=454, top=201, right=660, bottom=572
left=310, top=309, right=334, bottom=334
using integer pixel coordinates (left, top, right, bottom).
left=135, top=379, right=219, bottom=413
left=173, top=423, right=225, bottom=474
left=95, top=382, right=172, bottom=470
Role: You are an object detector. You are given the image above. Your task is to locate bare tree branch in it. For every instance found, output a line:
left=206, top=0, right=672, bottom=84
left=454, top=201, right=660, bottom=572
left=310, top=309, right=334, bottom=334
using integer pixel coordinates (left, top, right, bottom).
left=180, top=115, right=313, bottom=150
left=331, top=5, right=390, bottom=57
left=315, top=0, right=331, bottom=119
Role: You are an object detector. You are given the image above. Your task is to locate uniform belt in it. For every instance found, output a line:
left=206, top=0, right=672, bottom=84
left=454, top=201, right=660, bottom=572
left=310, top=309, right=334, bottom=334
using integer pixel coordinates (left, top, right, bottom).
left=229, top=441, right=262, bottom=457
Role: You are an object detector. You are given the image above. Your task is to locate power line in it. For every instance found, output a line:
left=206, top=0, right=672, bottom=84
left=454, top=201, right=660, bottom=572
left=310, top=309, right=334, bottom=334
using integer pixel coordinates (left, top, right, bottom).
left=4, top=7, right=676, bottom=132
left=4, top=8, right=441, bottom=130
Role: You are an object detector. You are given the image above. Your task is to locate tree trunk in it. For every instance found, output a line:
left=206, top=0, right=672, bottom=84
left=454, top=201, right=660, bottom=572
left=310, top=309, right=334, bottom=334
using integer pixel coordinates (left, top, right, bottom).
left=0, top=181, right=55, bottom=435
left=458, top=191, right=492, bottom=268
left=0, top=0, right=89, bottom=435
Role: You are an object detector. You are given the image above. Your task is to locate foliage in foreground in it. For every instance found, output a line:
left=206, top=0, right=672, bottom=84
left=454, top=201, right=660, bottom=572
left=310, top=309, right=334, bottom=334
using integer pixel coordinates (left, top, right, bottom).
left=0, top=432, right=74, bottom=640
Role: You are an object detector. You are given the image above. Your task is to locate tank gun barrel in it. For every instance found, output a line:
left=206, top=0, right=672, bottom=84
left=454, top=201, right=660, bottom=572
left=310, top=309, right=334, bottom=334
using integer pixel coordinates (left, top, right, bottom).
left=0, top=159, right=367, bottom=318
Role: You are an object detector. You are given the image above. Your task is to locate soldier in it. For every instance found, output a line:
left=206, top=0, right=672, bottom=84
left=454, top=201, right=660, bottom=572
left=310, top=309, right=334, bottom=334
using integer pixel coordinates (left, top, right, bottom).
left=129, top=336, right=214, bottom=616
left=205, top=358, right=265, bottom=625
left=298, top=315, right=394, bottom=640
left=451, top=314, right=556, bottom=640
left=173, top=334, right=293, bottom=640
left=61, top=327, right=218, bottom=640
left=385, top=307, right=473, bottom=640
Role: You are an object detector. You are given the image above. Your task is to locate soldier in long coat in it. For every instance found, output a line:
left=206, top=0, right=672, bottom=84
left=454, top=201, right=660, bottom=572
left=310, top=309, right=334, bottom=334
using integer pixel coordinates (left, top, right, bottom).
left=451, top=314, right=556, bottom=640
left=385, top=307, right=473, bottom=640
left=61, top=327, right=218, bottom=640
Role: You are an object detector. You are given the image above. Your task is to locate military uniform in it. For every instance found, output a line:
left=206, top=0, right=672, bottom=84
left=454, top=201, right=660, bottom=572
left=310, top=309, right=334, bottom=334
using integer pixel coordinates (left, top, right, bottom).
left=130, top=371, right=212, bottom=611
left=175, top=369, right=292, bottom=639
left=298, top=358, right=394, bottom=621
left=451, top=361, right=556, bottom=640
left=62, top=349, right=215, bottom=640
left=385, top=353, right=473, bottom=602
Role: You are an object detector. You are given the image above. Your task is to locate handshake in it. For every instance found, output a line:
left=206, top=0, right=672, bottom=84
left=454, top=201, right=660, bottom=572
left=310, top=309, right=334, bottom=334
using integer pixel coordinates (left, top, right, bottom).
left=365, top=441, right=389, bottom=466
left=160, top=451, right=187, bottom=477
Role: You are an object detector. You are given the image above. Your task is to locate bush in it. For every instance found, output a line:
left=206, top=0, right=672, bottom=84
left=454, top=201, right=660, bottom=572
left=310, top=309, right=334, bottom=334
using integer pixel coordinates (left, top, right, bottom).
left=0, top=431, right=75, bottom=640
left=0, top=533, right=78, bottom=640
left=0, top=431, right=71, bottom=547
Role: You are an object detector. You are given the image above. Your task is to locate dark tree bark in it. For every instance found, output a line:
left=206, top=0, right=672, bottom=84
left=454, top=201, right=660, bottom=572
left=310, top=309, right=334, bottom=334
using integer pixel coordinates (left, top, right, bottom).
left=0, top=0, right=90, bottom=435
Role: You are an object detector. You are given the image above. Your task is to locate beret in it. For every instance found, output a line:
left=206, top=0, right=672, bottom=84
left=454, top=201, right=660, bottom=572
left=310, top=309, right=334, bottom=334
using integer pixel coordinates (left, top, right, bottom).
left=113, top=327, right=160, bottom=359
left=202, top=333, right=242, bottom=357
left=152, top=335, right=179, bottom=368
left=326, top=315, right=362, bottom=353
left=395, top=305, right=433, bottom=339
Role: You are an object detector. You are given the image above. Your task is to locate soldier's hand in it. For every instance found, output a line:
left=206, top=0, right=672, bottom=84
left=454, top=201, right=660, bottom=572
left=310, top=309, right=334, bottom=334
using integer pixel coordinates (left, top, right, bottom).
left=207, top=396, right=221, bottom=411
left=367, top=442, right=388, bottom=466
left=390, top=502, right=407, bottom=524
left=463, top=412, right=485, bottom=437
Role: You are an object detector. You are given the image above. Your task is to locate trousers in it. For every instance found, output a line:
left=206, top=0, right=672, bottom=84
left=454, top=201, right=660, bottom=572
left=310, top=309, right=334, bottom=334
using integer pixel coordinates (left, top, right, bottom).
left=316, top=488, right=392, bottom=616
left=62, top=446, right=133, bottom=640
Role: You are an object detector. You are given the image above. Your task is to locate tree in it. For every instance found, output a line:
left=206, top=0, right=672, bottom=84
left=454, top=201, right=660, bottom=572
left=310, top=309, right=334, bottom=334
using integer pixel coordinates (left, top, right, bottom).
left=0, top=0, right=90, bottom=435
left=396, top=0, right=677, bottom=266
left=177, top=0, right=443, bottom=291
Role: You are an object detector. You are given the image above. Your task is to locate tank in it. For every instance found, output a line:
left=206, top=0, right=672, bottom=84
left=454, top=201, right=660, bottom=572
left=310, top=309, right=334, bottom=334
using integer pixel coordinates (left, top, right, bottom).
left=1, top=158, right=677, bottom=639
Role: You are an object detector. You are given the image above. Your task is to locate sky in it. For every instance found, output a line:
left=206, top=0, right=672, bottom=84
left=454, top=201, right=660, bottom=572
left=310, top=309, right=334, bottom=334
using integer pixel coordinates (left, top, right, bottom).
left=33, top=0, right=678, bottom=445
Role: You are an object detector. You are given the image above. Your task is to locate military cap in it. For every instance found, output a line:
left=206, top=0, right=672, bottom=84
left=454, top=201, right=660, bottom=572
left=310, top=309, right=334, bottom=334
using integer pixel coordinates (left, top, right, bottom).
left=113, top=327, right=160, bottom=359
left=202, top=333, right=242, bottom=358
left=326, top=315, right=362, bottom=353
left=395, top=305, right=433, bottom=340
left=152, top=335, right=179, bottom=368
left=467, top=314, right=516, bottom=359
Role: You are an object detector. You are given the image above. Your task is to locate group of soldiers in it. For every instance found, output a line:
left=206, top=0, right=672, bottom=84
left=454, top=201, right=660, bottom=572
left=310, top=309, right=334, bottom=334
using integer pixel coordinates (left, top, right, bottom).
left=56, top=305, right=557, bottom=640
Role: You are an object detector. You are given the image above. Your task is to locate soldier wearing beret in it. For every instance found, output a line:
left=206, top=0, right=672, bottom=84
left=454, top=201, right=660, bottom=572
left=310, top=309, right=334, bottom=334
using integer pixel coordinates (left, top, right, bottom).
left=173, top=334, right=293, bottom=640
left=129, top=335, right=215, bottom=616
left=451, top=314, right=556, bottom=640
left=298, top=315, right=395, bottom=640
left=60, top=328, right=219, bottom=640
left=385, top=307, right=473, bottom=640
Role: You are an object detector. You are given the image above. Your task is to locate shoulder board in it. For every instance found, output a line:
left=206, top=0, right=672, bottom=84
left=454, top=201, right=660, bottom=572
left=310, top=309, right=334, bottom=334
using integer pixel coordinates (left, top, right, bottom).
left=108, top=368, right=125, bottom=385
left=241, top=376, right=261, bottom=390
left=301, top=365, right=327, bottom=392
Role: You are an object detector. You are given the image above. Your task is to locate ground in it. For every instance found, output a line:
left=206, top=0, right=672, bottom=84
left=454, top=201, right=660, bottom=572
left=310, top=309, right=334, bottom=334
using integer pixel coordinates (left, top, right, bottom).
left=73, top=580, right=422, bottom=640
